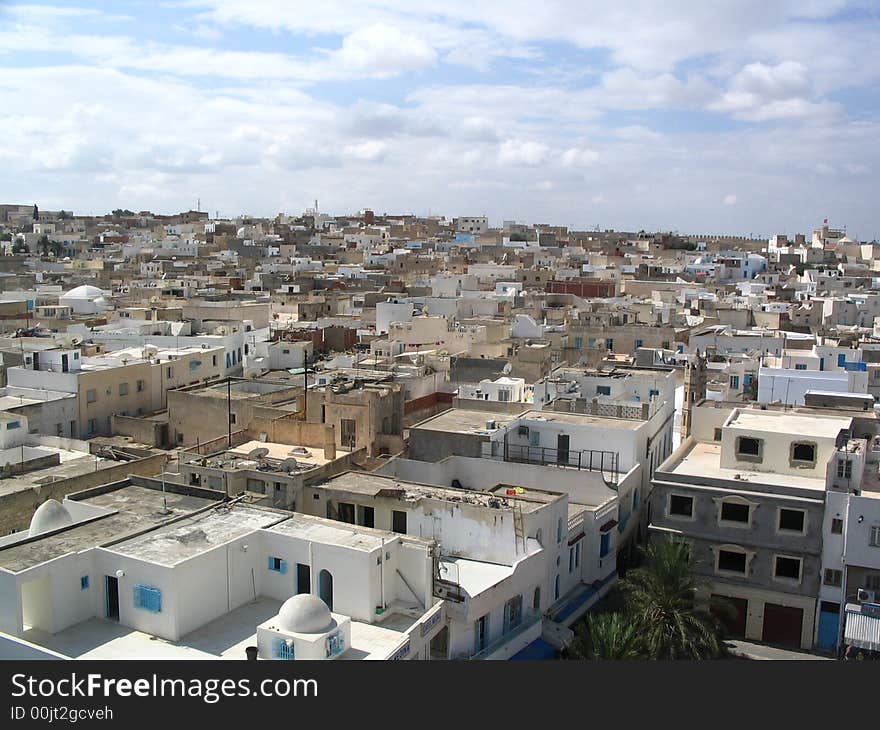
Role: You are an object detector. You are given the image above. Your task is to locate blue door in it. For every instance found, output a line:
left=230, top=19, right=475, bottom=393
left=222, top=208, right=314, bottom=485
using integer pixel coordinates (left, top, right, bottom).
left=817, top=605, right=840, bottom=651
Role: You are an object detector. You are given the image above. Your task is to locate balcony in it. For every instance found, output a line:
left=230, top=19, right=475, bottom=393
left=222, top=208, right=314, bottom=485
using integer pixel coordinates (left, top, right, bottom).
left=465, top=610, right=543, bottom=660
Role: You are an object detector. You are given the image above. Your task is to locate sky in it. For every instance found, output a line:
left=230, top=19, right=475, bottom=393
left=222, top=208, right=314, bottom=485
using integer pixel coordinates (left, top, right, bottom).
left=0, top=1, right=878, bottom=238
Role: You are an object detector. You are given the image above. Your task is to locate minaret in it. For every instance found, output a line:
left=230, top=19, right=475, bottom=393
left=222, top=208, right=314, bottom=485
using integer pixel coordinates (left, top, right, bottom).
left=682, top=350, right=707, bottom=439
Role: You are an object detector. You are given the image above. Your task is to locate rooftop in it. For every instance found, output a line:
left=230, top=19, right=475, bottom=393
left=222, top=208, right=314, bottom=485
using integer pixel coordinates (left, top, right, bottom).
left=0, top=484, right=219, bottom=573
left=666, top=441, right=828, bottom=492
left=321, top=471, right=552, bottom=513
left=110, top=503, right=282, bottom=566
left=411, top=408, right=522, bottom=433
left=726, top=409, right=851, bottom=439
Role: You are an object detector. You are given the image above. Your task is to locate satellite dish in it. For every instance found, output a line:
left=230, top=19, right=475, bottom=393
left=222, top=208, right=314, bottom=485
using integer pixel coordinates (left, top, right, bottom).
left=70, top=335, right=83, bottom=346
left=248, top=447, right=270, bottom=460
left=280, top=458, right=299, bottom=472
left=502, top=363, right=513, bottom=375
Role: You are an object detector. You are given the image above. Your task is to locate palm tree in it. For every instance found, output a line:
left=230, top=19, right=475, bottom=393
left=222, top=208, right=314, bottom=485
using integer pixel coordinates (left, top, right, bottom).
left=621, top=537, right=725, bottom=660
left=570, top=611, right=643, bottom=660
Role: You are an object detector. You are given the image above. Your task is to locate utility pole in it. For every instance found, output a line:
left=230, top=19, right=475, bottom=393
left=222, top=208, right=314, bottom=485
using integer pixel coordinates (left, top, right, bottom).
left=227, top=378, right=232, bottom=447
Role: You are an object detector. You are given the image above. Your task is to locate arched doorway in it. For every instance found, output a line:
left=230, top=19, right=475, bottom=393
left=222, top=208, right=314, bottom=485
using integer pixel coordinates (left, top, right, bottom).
left=319, top=569, right=334, bottom=611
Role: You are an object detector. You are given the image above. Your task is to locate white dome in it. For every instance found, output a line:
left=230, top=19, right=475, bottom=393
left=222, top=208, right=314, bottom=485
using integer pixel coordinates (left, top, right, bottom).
left=277, top=594, right=334, bottom=634
left=63, top=285, right=104, bottom=299
left=29, top=499, right=73, bottom=537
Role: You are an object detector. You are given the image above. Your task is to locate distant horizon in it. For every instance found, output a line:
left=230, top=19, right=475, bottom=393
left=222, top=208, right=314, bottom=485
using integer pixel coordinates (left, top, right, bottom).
left=7, top=202, right=861, bottom=241
left=1, top=1, right=877, bottom=239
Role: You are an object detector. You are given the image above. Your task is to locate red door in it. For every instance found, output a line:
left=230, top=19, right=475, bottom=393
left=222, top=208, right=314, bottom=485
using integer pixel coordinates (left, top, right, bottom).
left=761, top=603, right=803, bottom=648
left=711, top=594, right=748, bottom=638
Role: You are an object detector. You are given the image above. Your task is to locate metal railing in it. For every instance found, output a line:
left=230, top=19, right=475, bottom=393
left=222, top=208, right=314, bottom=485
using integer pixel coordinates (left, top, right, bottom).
left=467, top=610, right=542, bottom=660
left=497, top=444, right=620, bottom=486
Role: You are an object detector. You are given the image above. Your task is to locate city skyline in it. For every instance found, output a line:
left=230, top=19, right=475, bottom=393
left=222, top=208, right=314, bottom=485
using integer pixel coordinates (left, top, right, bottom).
left=1, top=1, right=878, bottom=238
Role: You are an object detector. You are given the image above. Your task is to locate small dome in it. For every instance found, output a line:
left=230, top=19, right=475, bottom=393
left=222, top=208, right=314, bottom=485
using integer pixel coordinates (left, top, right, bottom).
left=62, top=285, right=104, bottom=299
left=29, top=499, right=73, bottom=537
left=277, top=594, right=334, bottom=634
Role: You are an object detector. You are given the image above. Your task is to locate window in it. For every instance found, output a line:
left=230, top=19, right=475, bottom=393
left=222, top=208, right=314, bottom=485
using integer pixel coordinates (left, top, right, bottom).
left=340, top=418, right=356, bottom=448
left=838, top=459, right=853, bottom=480
left=713, top=428, right=722, bottom=442
left=596, top=385, right=611, bottom=396
left=136, top=379, right=144, bottom=392
left=119, top=382, right=129, bottom=396
left=778, top=508, right=806, bottom=534
left=795, top=363, right=807, bottom=370
left=599, top=532, right=611, bottom=558
left=503, top=595, right=523, bottom=633
left=229, top=413, right=236, bottom=425
left=575, top=541, right=582, bottom=568
left=668, top=494, right=694, bottom=518
left=357, top=505, right=375, bottom=528
left=823, top=569, right=842, bottom=587
left=80, top=576, right=89, bottom=590
left=831, top=518, right=844, bottom=534
left=86, top=389, right=97, bottom=403
left=556, top=517, right=563, bottom=544
left=533, top=587, right=541, bottom=613
left=635, top=339, right=644, bottom=348
left=273, top=638, right=295, bottom=660
left=133, top=584, right=162, bottom=613
left=529, top=430, right=540, bottom=447
left=326, top=632, right=345, bottom=658
left=729, top=375, right=740, bottom=389
left=337, top=502, right=355, bottom=524
left=735, top=436, right=762, bottom=462
left=554, top=575, right=560, bottom=600
left=870, top=526, right=880, bottom=548
left=568, top=547, right=575, bottom=573
left=790, top=442, right=816, bottom=466
left=268, top=556, right=287, bottom=574
left=720, top=501, right=750, bottom=525
left=392, top=510, right=407, bottom=534
left=166, top=366, right=173, bottom=379
left=212, top=355, right=217, bottom=367
left=649, top=388, right=659, bottom=397
left=774, top=556, right=802, bottom=581
left=498, top=389, right=511, bottom=402
left=717, top=549, right=747, bottom=574
left=6, top=420, right=20, bottom=430
left=866, top=574, right=880, bottom=590
left=474, top=614, right=490, bottom=653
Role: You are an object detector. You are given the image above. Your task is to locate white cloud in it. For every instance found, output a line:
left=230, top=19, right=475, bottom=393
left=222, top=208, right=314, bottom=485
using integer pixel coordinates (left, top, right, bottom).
left=498, top=140, right=550, bottom=166
left=560, top=147, right=599, bottom=167
left=343, top=140, right=388, bottom=161
left=328, top=24, right=437, bottom=77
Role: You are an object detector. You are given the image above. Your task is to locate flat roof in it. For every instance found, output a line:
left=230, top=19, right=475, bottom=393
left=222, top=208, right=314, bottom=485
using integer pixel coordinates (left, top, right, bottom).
left=266, top=512, right=412, bottom=552
left=412, top=408, right=522, bottom=433
left=110, top=504, right=281, bottom=566
left=0, top=449, right=116, bottom=498
left=519, top=410, right=643, bottom=430
left=226, top=440, right=348, bottom=468
left=727, top=409, right=850, bottom=439
left=668, top=441, right=827, bottom=492
left=0, top=485, right=219, bottom=573
left=322, top=471, right=552, bottom=513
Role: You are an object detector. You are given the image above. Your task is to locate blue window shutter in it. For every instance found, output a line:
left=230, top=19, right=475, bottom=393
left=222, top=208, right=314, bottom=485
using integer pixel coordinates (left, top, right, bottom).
left=279, top=560, right=287, bottom=575
left=838, top=354, right=846, bottom=367
left=268, top=556, right=274, bottom=571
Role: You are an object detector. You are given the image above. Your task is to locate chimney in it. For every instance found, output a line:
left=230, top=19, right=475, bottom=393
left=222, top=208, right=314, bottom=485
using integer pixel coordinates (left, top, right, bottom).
left=324, top=424, right=336, bottom=460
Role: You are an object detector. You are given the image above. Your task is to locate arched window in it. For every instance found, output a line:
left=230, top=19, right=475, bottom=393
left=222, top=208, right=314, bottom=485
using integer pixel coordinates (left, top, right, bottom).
left=533, top=587, right=541, bottom=613
left=554, top=574, right=560, bottom=600
left=318, top=569, right=334, bottom=611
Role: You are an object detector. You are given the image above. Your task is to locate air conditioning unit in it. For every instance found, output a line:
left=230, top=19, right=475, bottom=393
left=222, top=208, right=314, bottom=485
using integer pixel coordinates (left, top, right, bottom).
left=857, top=588, right=877, bottom=604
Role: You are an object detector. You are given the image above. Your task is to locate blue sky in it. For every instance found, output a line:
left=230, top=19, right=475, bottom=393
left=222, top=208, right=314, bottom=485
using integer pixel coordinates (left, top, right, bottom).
left=0, top=0, right=878, bottom=237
